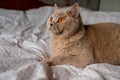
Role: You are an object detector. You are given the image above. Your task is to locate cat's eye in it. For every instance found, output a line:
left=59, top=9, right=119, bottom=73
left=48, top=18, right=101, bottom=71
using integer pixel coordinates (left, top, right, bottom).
left=50, top=17, right=53, bottom=22
left=57, top=18, right=65, bottom=23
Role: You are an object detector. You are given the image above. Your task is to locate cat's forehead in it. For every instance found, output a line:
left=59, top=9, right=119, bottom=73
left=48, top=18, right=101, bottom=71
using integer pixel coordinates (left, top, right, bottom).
left=52, top=9, right=68, bottom=17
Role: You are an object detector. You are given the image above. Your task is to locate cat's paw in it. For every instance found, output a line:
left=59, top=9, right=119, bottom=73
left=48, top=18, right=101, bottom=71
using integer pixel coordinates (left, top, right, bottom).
left=43, top=58, right=53, bottom=66
left=51, top=73, right=57, bottom=80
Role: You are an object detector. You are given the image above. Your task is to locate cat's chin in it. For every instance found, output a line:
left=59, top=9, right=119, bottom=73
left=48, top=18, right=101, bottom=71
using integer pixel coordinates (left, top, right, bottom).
left=52, top=30, right=63, bottom=35
left=50, top=28, right=64, bottom=35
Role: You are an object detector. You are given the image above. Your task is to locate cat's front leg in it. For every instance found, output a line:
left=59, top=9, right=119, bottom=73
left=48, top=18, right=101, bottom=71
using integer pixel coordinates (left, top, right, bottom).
left=43, top=54, right=83, bottom=67
left=43, top=53, right=94, bottom=67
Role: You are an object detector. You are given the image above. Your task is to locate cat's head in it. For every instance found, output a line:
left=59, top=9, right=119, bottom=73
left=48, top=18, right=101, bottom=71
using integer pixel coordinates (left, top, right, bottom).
left=47, top=3, right=83, bottom=38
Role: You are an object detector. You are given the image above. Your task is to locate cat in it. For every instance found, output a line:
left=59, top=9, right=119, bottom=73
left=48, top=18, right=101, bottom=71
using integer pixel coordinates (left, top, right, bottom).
left=44, top=3, right=120, bottom=68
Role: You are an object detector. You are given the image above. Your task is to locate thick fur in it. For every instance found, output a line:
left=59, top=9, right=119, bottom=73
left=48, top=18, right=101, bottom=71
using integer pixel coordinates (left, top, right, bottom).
left=45, top=3, right=120, bottom=67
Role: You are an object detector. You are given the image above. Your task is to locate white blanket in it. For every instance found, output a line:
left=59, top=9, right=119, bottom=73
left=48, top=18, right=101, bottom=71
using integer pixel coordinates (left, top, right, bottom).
left=0, top=6, right=120, bottom=80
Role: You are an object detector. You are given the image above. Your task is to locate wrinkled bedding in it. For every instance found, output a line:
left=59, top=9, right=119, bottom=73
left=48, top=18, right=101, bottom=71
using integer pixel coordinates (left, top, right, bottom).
left=0, top=6, right=120, bottom=80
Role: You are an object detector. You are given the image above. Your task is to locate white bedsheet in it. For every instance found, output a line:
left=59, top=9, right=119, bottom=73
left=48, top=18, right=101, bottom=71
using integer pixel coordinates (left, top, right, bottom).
left=0, top=6, right=120, bottom=80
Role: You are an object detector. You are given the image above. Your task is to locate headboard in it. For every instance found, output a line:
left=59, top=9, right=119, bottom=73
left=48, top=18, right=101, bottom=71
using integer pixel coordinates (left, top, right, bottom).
left=0, top=0, right=51, bottom=10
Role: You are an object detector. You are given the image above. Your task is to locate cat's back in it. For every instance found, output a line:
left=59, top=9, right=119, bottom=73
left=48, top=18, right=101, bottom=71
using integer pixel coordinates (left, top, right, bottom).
left=86, top=23, right=120, bottom=64
left=86, top=23, right=120, bottom=33
left=86, top=23, right=120, bottom=43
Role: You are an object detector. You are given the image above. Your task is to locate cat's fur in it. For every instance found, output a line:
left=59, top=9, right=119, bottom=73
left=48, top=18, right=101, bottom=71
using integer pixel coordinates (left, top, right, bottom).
left=45, top=3, right=120, bottom=67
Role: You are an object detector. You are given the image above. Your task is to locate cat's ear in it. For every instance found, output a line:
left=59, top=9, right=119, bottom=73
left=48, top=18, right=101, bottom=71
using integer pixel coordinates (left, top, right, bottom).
left=70, top=3, right=80, bottom=18
left=54, top=4, right=60, bottom=11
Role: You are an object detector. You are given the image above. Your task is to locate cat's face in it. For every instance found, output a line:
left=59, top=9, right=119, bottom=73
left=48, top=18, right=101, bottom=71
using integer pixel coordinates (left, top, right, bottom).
left=47, top=3, right=81, bottom=38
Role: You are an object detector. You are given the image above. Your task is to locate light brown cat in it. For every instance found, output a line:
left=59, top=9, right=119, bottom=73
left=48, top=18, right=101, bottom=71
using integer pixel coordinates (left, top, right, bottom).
left=44, top=3, right=120, bottom=67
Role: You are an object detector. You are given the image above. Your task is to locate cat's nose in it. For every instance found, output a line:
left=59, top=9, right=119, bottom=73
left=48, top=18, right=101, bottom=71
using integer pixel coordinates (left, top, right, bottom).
left=50, top=23, right=53, bottom=26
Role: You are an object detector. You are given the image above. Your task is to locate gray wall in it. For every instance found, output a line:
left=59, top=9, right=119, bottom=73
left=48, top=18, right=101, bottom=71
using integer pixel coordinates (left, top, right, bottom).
left=40, top=0, right=100, bottom=11
left=100, top=0, right=120, bottom=11
left=69, top=0, right=100, bottom=10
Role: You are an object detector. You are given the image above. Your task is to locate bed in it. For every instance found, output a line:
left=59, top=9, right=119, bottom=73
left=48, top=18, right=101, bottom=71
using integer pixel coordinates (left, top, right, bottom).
left=0, top=0, right=120, bottom=80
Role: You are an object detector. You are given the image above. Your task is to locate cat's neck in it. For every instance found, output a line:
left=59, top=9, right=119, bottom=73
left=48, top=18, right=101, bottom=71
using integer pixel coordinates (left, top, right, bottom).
left=68, top=24, right=85, bottom=42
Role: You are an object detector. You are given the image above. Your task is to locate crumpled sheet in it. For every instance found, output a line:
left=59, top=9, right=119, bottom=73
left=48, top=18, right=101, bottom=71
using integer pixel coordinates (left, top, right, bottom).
left=0, top=6, right=120, bottom=80
left=52, top=63, right=120, bottom=80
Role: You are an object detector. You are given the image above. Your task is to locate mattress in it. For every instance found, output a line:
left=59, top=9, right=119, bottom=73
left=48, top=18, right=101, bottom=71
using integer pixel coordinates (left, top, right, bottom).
left=0, top=6, right=120, bottom=80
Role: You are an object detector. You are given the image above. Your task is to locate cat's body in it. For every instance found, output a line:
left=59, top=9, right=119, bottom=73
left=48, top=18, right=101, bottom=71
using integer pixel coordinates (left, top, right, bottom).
left=86, top=23, right=120, bottom=64
left=45, top=3, right=120, bottom=67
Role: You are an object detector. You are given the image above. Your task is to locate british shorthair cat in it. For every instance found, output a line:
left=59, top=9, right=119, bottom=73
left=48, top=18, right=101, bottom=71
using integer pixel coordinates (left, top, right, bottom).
left=44, top=3, right=120, bottom=67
